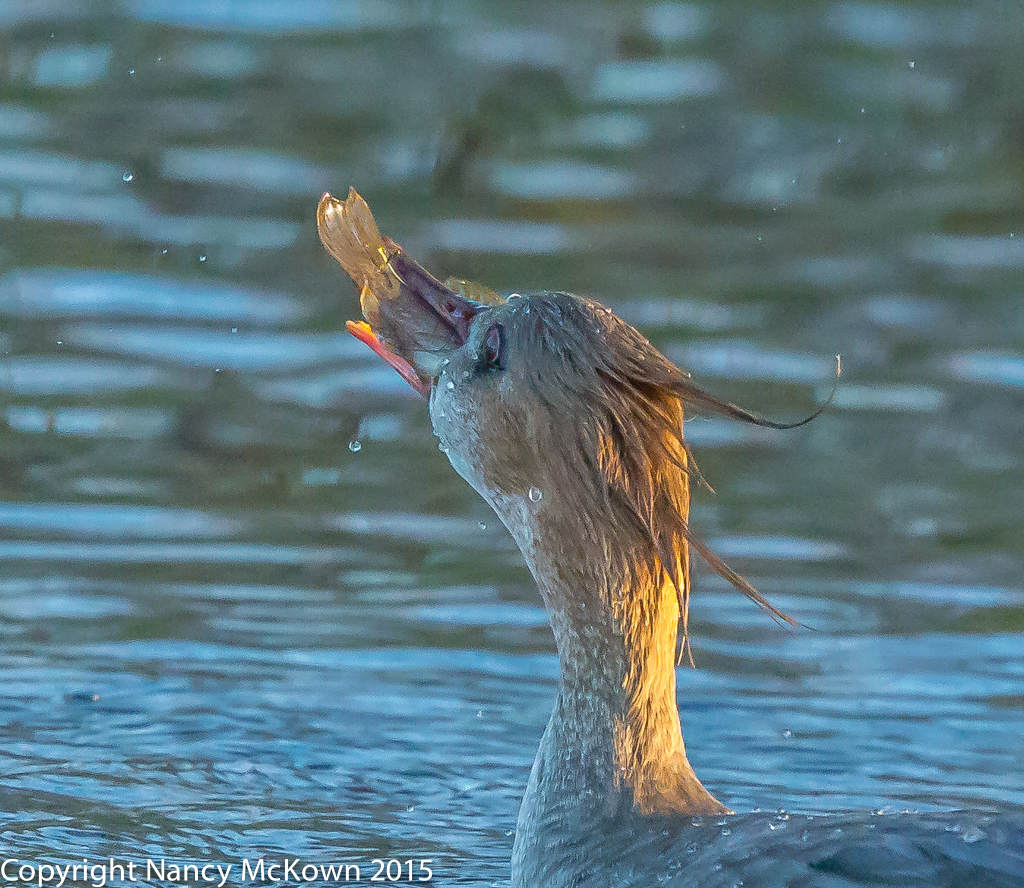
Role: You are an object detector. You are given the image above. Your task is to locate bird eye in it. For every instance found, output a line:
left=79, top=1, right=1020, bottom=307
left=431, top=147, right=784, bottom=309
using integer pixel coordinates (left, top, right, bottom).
left=481, top=322, right=506, bottom=372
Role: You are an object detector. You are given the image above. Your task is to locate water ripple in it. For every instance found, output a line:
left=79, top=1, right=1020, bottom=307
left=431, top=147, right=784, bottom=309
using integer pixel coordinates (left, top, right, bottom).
left=0, top=501, right=240, bottom=538
left=0, top=270, right=304, bottom=323
left=1, top=356, right=175, bottom=396
left=63, top=326, right=363, bottom=371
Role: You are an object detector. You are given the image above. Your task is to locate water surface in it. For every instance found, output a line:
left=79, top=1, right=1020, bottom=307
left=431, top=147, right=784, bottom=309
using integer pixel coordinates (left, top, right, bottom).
left=1, top=1, right=1023, bottom=884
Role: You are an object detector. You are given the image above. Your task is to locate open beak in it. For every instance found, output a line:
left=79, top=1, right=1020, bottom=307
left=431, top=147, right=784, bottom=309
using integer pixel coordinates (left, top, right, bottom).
left=317, top=189, right=486, bottom=397
left=343, top=319, right=432, bottom=397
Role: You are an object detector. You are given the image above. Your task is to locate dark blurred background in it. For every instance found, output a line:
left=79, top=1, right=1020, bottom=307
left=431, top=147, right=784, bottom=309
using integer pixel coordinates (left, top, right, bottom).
left=0, top=1, right=1022, bottom=883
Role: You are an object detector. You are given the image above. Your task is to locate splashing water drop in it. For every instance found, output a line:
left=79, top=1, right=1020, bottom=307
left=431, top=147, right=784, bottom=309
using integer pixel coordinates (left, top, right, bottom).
left=122, top=171, right=134, bottom=183
left=478, top=522, right=487, bottom=530
left=348, top=440, right=362, bottom=453
left=528, top=487, right=542, bottom=503
left=199, top=254, right=207, bottom=262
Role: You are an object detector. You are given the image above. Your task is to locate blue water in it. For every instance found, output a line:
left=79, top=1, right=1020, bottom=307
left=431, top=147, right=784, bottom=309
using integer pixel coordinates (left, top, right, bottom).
left=1, top=1, right=1023, bottom=884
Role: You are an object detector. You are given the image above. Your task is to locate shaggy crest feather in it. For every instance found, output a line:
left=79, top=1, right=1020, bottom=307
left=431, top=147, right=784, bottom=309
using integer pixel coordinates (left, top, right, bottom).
left=498, top=294, right=802, bottom=662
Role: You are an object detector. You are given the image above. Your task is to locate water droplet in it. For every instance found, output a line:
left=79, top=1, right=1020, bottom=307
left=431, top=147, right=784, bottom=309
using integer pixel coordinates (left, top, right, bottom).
left=478, top=522, right=487, bottom=531
left=783, top=729, right=792, bottom=738
left=231, top=327, right=237, bottom=333
left=161, top=248, right=168, bottom=255
left=122, top=171, right=134, bottom=182
left=528, top=487, right=542, bottom=502
left=461, top=370, right=469, bottom=379
left=446, top=380, right=455, bottom=390
left=407, top=805, right=414, bottom=812
left=908, top=60, right=915, bottom=68
left=685, top=843, right=698, bottom=854
left=56, top=340, right=62, bottom=346
left=199, top=254, right=207, bottom=262
left=128, top=68, right=135, bottom=75
left=720, top=828, right=731, bottom=836
left=348, top=440, right=362, bottom=453
left=476, top=710, right=483, bottom=718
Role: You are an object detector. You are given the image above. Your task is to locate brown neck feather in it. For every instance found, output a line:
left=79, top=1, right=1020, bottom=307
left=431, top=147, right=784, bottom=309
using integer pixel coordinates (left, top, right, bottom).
left=519, top=471, right=728, bottom=818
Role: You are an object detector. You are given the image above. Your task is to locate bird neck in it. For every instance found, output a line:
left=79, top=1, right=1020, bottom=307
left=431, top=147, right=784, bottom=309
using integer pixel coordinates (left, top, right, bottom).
left=526, top=523, right=728, bottom=819
left=506, top=511, right=729, bottom=886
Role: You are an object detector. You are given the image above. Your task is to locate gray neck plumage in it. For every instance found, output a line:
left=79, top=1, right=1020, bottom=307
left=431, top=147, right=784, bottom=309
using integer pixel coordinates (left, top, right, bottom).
left=491, top=495, right=729, bottom=888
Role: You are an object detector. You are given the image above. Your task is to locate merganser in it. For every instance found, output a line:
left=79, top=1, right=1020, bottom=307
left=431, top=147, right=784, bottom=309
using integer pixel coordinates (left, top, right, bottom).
left=316, top=190, right=1024, bottom=888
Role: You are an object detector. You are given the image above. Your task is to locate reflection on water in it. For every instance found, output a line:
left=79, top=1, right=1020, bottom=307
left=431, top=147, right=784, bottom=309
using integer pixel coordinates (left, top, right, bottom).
left=1, top=0, right=1023, bottom=883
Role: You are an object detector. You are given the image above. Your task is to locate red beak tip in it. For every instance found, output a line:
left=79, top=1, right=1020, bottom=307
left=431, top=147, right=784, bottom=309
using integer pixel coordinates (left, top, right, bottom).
left=346, top=320, right=430, bottom=399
